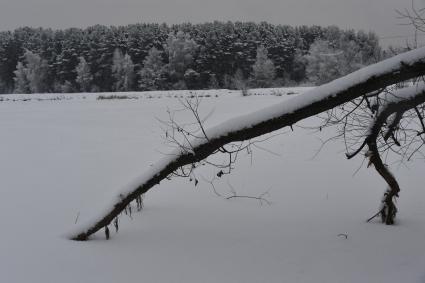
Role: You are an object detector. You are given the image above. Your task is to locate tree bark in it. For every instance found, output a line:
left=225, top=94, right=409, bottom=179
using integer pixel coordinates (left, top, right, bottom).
left=366, top=84, right=425, bottom=224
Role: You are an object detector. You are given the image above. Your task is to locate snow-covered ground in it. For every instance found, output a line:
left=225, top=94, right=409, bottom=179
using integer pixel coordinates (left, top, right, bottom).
left=0, top=87, right=311, bottom=102
left=0, top=88, right=424, bottom=283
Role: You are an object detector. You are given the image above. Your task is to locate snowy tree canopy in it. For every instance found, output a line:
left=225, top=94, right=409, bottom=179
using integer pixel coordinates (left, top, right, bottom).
left=0, top=23, right=382, bottom=93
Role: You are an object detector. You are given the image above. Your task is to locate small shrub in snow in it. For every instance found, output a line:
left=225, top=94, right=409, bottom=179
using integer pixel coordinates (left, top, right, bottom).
left=97, top=95, right=137, bottom=100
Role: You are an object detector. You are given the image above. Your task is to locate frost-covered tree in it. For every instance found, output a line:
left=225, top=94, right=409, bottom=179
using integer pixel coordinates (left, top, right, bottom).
left=304, top=40, right=344, bottom=85
left=165, top=31, right=198, bottom=85
left=250, top=45, right=276, bottom=88
left=13, top=50, right=50, bottom=93
left=25, top=50, right=50, bottom=93
left=304, top=39, right=366, bottom=85
left=338, top=40, right=367, bottom=73
left=232, top=68, right=248, bottom=95
left=111, top=49, right=135, bottom=91
left=75, top=57, right=93, bottom=92
left=13, top=61, right=30, bottom=94
left=0, top=24, right=382, bottom=92
left=121, top=54, right=135, bottom=91
left=139, top=47, right=166, bottom=91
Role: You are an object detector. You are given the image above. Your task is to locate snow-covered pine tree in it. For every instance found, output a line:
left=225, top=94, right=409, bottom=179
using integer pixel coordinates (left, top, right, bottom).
left=250, top=45, right=276, bottom=88
left=139, top=47, right=166, bottom=91
left=54, top=45, right=81, bottom=86
left=0, top=24, right=383, bottom=93
left=75, top=57, right=93, bottom=92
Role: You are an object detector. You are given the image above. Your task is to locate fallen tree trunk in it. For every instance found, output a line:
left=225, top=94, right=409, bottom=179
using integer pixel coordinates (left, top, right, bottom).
left=70, top=47, right=425, bottom=241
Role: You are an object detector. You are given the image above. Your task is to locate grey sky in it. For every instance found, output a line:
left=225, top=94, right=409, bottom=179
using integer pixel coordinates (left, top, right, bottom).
left=0, top=0, right=424, bottom=47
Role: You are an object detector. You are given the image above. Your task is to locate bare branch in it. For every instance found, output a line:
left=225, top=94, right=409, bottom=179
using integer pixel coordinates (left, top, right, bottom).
left=365, top=83, right=425, bottom=224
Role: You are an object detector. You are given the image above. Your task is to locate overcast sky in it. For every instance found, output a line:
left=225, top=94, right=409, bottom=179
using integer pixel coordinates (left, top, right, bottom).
left=0, top=0, right=424, bottom=47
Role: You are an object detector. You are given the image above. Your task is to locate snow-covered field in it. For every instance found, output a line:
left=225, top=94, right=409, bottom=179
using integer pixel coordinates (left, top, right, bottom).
left=0, top=88, right=424, bottom=283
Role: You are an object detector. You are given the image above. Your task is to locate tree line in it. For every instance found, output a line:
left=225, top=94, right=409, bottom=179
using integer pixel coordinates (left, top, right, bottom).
left=0, top=22, right=382, bottom=94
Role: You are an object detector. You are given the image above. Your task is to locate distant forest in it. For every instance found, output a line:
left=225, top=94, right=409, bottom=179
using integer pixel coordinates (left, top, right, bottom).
left=0, top=22, right=383, bottom=94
